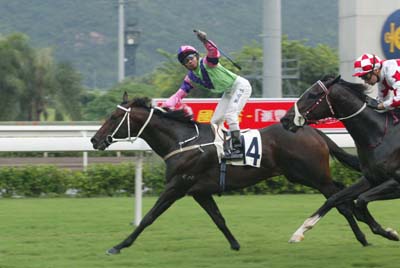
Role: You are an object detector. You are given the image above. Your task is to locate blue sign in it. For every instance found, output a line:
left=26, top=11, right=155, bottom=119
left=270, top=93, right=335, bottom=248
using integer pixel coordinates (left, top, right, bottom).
left=381, top=9, right=400, bottom=59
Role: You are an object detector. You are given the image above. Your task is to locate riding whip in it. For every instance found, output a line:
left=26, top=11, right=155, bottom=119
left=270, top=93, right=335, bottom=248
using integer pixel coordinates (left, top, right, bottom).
left=193, top=29, right=242, bottom=70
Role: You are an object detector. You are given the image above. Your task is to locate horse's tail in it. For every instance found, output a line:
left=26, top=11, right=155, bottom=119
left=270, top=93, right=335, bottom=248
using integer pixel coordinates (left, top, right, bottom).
left=315, top=128, right=361, bottom=172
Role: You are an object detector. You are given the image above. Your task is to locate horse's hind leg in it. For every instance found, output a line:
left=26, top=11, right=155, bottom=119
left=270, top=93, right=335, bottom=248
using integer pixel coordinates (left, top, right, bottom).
left=354, top=179, right=400, bottom=241
left=289, top=177, right=371, bottom=243
left=193, top=194, right=240, bottom=250
left=107, top=179, right=190, bottom=255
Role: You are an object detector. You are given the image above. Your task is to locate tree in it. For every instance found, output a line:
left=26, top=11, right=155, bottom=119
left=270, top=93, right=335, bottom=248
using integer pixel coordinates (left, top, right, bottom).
left=0, top=33, right=30, bottom=120
left=82, top=80, right=157, bottom=121
left=281, top=36, right=339, bottom=96
left=0, top=33, right=85, bottom=121
left=52, top=62, right=84, bottom=120
left=17, top=47, right=56, bottom=121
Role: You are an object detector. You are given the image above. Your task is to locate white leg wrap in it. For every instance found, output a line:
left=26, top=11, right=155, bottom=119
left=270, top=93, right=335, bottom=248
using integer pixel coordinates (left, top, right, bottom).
left=289, top=214, right=321, bottom=243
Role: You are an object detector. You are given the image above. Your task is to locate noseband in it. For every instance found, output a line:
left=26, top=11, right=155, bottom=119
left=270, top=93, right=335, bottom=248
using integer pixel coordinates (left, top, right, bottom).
left=294, top=80, right=366, bottom=126
left=106, top=105, right=155, bottom=145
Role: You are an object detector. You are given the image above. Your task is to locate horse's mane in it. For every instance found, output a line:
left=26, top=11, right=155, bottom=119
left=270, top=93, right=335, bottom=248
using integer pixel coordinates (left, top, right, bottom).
left=337, top=79, right=369, bottom=101
left=320, top=75, right=369, bottom=101
left=128, top=97, right=194, bottom=124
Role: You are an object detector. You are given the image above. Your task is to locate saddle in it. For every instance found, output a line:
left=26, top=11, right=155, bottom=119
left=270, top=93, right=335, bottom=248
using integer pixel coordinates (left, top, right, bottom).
left=211, top=124, right=262, bottom=168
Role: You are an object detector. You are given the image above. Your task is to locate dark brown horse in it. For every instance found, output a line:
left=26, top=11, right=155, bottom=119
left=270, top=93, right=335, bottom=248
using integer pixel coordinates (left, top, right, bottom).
left=281, top=76, right=400, bottom=243
left=91, top=93, right=368, bottom=255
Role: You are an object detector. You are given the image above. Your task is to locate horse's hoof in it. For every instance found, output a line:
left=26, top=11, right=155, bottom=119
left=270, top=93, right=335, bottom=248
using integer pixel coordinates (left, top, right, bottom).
left=106, top=247, right=121, bottom=255
left=386, top=228, right=400, bottom=241
left=230, top=242, right=240, bottom=251
left=288, top=234, right=304, bottom=243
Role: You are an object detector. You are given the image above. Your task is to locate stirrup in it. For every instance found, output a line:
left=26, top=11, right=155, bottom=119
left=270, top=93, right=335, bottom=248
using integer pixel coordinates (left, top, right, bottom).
left=224, top=149, right=243, bottom=160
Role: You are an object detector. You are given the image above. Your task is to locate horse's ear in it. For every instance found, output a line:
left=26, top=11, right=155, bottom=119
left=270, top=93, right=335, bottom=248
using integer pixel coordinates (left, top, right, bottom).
left=333, top=75, right=341, bottom=83
left=325, top=75, right=341, bottom=87
left=122, top=91, right=128, bottom=102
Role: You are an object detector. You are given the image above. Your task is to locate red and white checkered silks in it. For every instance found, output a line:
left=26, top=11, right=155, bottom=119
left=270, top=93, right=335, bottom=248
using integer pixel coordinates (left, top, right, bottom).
left=353, top=53, right=382, bottom=77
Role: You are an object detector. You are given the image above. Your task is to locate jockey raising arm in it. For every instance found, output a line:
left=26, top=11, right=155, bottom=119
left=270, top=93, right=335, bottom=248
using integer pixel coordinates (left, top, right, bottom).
left=164, top=30, right=252, bottom=160
left=353, top=53, right=400, bottom=110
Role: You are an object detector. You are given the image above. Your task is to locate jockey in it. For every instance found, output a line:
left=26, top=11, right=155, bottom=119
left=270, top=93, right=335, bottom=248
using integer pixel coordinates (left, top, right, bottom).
left=164, top=30, right=252, bottom=160
left=353, top=53, right=400, bottom=110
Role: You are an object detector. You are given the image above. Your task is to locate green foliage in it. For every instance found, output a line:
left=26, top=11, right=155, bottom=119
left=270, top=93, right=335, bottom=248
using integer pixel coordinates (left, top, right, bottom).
left=82, top=80, right=158, bottom=120
left=0, top=33, right=85, bottom=121
left=52, top=62, right=84, bottom=120
left=0, top=33, right=30, bottom=120
left=0, top=166, right=73, bottom=197
left=78, top=163, right=136, bottom=197
left=330, top=160, right=362, bottom=186
left=281, top=36, right=339, bottom=96
left=0, top=159, right=360, bottom=198
left=142, top=160, right=166, bottom=195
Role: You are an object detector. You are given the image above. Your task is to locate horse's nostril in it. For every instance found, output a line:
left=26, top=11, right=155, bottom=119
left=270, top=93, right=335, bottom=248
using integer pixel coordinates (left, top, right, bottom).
left=90, top=137, right=96, bottom=144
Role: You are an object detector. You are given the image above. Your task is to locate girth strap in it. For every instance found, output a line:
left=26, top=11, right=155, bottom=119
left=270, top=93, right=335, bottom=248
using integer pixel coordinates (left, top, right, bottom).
left=218, top=159, right=227, bottom=196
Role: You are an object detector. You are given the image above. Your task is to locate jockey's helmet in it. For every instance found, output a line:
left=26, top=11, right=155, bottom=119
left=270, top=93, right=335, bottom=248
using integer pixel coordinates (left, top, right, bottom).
left=353, top=53, right=382, bottom=77
left=177, top=45, right=198, bottom=64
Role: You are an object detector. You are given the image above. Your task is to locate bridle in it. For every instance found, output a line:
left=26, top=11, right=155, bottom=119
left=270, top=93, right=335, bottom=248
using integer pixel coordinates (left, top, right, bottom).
left=105, top=105, right=203, bottom=156
left=106, top=105, right=155, bottom=145
left=293, top=80, right=366, bottom=126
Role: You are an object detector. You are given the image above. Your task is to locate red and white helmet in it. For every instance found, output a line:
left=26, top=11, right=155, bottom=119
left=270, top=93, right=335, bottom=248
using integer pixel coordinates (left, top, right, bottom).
left=353, top=53, right=382, bottom=77
left=177, top=45, right=198, bottom=64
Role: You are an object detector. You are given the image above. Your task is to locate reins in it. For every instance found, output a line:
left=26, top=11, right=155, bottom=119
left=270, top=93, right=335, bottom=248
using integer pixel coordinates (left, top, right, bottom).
left=337, top=103, right=367, bottom=121
left=367, top=113, right=389, bottom=149
left=163, top=142, right=217, bottom=160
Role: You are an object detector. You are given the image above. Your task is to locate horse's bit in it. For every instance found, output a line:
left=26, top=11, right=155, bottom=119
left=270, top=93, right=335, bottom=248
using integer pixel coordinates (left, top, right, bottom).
left=293, top=80, right=366, bottom=126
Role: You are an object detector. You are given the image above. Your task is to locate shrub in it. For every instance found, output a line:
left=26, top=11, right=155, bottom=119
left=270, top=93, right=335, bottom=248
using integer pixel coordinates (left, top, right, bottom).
left=0, top=159, right=360, bottom=198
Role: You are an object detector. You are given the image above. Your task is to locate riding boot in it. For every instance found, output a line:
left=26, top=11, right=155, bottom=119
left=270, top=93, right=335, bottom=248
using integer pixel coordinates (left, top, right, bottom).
left=225, top=130, right=243, bottom=160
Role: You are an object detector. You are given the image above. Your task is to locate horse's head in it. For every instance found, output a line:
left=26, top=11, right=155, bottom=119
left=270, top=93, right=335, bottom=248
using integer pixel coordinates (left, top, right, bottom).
left=91, top=92, right=152, bottom=150
left=281, top=76, right=341, bottom=132
left=281, top=75, right=370, bottom=132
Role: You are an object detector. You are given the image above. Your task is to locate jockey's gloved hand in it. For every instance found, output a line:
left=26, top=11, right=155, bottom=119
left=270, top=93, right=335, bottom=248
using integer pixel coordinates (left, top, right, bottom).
left=195, top=30, right=207, bottom=43
left=159, top=102, right=193, bottom=118
left=366, top=97, right=379, bottom=109
left=158, top=102, right=172, bottom=111
left=175, top=103, right=194, bottom=118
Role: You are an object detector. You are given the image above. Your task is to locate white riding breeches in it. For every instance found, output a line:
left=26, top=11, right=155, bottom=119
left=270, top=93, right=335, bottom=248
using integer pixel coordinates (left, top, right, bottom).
left=211, top=76, right=252, bottom=131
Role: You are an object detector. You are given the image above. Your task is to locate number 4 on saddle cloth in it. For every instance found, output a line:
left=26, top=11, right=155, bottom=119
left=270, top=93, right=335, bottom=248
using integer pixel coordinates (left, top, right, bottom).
left=212, top=124, right=262, bottom=167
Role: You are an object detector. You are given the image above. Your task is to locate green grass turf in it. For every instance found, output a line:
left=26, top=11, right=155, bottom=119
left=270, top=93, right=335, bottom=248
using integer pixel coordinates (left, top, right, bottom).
left=1, top=195, right=400, bottom=268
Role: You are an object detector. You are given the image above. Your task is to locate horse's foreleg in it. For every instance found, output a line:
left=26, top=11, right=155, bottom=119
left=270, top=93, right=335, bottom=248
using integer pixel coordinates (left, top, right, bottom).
left=354, top=179, right=400, bottom=241
left=107, top=181, right=189, bottom=255
left=193, top=194, right=240, bottom=251
left=335, top=202, right=369, bottom=246
left=289, top=177, right=371, bottom=243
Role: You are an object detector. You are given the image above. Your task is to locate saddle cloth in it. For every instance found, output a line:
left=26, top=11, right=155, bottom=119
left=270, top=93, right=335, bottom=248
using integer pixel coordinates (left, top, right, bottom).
left=212, top=124, right=262, bottom=168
